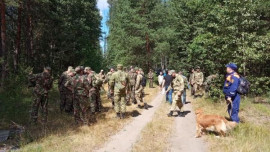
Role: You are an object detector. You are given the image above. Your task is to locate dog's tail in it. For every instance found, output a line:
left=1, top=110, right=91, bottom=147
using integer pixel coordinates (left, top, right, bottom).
left=224, top=120, right=237, bottom=130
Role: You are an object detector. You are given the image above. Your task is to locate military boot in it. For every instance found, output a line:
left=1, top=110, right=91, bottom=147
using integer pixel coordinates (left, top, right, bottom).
left=120, top=113, right=126, bottom=119
left=144, top=103, right=148, bottom=110
left=116, top=113, right=121, bottom=119
left=177, top=111, right=185, bottom=117
left=167, top=111, right=173, bottom=117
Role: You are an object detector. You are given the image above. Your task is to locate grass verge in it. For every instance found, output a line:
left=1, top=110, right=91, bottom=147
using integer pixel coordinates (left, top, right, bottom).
left=0, top=83, right=158, bottom=152
left=131, top=101, right=173, bottom=152
left=192, top=94, right=270, bottom=152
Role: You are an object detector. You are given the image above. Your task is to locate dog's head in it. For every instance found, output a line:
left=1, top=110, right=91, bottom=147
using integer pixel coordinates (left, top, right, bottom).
left=195, top=109, right=204, bottom=115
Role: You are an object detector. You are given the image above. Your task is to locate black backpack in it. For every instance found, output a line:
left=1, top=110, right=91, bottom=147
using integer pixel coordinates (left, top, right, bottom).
left=237, top=76, right=250, bottom=95
left=141, top=76, right=147, bottom=87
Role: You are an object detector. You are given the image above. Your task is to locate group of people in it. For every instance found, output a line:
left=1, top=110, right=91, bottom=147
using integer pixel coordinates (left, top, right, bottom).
left=159, top=64, right=241, bottom=123
left=28, top=64, right=155, bottom=125
left=28, top=62, right=241, bottom=125
left=156, top=67, right=204, bottom=117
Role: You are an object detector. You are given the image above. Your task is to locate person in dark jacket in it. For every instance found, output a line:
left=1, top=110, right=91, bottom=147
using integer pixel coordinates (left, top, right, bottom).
left=223, top=63, right=240, bottom=123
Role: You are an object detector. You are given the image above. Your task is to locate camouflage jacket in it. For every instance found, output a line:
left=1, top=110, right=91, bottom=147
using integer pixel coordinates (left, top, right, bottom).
left=194, top=72, right=204, bottom=85
left=65, top=74, right=90, bottom=96
left=28, top=72, right=53, bottom=95
left=135, top=74, right=143, bottom=91
left=167, top=74, right=184, bottom=93
left=128, top=71, right=137, bottom=86
left=109, top=70, right=130, bottom=94
left=148, top=72, right=154, bottom=79
left=58, top=71, right=68, bottom=92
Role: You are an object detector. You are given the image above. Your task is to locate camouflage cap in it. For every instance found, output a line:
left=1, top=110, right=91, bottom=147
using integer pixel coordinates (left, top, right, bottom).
left=170, top=70, right=176, bottom=73
left=44, top=67, right=51, bottom=71
left=134, top=67, right=139, bottom=70
left=85, top=67, right=91, bottom=70
left=69, top=69, right=75, bottom=74
left=75, top=66, right=81, bottom=72
left=117, top=64, right=123, bottom=70
left=68, top=66, right=73, bottom=70
left=196, top=66, right=200, bottom=69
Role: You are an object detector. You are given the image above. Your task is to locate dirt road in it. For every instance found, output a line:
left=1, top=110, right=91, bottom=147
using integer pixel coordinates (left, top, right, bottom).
left=96, top=92, right=207, bottom=152
left=169, top=95, right=207, bottom=152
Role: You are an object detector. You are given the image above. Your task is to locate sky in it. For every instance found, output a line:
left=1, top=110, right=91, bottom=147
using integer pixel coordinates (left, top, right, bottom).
left=97, top=0, right=109, bottom=53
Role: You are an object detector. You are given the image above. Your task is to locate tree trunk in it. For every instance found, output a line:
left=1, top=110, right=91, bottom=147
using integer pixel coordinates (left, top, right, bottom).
left=26, top=0, right=33, bottom=64
left=14, top=0, right=22, bottom=72
left=1, top=0, right=6, bottom=87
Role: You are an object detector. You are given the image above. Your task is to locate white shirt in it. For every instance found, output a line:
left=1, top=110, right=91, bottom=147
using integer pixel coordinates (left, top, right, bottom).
left=158, top=75, right=164, bottom=85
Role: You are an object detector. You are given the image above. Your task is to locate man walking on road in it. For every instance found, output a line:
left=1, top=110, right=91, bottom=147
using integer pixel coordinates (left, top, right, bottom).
left=166, top=70, right=185, bottom=117
left=110, top=64, right=130, bottom=119
left=135, top=68, right=148, bottom=109
left=163, top=70, right=173, bottom=104
left=189, top=68, right=195, bottom=96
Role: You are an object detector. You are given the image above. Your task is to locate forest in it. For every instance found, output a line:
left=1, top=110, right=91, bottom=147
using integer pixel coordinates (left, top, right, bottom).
left=1, top=0, right=270, bottom=95
left=0, top=0, right=270, bottom=151
left=106, top=0, right=270, bottom=96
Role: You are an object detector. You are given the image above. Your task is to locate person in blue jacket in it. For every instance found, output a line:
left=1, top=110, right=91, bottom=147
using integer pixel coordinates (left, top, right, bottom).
left=223, top=63, right=241, bottom=123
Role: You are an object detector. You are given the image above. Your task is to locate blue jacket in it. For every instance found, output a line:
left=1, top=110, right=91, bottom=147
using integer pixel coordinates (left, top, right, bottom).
left=223, top=72, right=240, bottom=98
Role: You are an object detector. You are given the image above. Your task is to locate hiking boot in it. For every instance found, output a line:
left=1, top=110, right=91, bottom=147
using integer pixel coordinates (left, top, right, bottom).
left=120, top=113, right=126, bottom=119
left=167, top=111, right=173, bottom=117
left=144, top=103, right=148, bottom=110
left=178, top=111, right=185, bottom=117
left=116, top=113, right=121, bottom=119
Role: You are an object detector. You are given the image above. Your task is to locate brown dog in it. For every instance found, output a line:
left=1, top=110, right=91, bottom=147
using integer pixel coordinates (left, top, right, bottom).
left=195, top=109, right=237, bottom=138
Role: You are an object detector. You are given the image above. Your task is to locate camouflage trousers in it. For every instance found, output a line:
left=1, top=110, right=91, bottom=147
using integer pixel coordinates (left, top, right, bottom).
left=107, top=85, right=114, bottom=106
left=194, top=83, right=204, bottom=96
left=149, top=79, right=154, bottom=88
left=31, top=93, right=48, bottom=123
left=170, top=91, right=184, bottom=112
left=73, top=95, right=90, bottom=125
left=96, top=89, right=102, bottom=112
left=60, top=91, right=73, bottom=113
left=89, top=90, right=97, bottom=113
left=126, top=85, right=135, bottom=104
left=114, top=93, right=126, bottom=113
left=135, top=87, right=144, bottom=106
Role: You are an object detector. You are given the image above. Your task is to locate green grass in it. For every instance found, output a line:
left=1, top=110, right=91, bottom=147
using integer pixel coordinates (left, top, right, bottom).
left=192, top=94, right=270, bottom=152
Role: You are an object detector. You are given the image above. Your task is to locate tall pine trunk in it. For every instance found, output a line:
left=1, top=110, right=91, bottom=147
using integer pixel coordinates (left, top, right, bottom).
left=14, top=0, right=22, bottom=72
left=1, top=0, right=6, bottom=87
left=26, top=0, right=33, bottom=65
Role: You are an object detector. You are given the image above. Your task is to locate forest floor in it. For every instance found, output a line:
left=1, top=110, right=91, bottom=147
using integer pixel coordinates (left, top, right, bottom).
left=1, top=85, right=270, bottom=152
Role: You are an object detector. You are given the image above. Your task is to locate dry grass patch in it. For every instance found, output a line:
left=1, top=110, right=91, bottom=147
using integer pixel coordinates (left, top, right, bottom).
left=131, top=102, right=173, bottom=152
left=18, top=85, right=158, bottom=152
left=192, top=95, right=270, bottom=152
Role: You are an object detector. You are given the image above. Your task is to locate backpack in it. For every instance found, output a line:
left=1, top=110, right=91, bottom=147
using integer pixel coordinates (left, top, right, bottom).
left=141, top=76, right=147, bottom=87
left=237, top=76, right=250, bottom=95
left=116, top=71, right=127, bottom=92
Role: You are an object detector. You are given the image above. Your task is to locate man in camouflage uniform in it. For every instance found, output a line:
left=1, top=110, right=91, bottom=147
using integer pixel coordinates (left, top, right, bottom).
left=148, top=69, right=154, bottom=88
left=189, top=68, right=195, bottom=96
left=95, top=72, right=104, bottom=112
left=106, top=68, right=115, bottom=107
left=179, top=71, right=189, bottom=104
left=109, top=64, right=130, bottom=119
left=167, top=70, right=185, bottom=117
left=135, top=68, right=148, bottom=109
left=204, top=74, right=218, bottom=93
left=65, top=66, right=90, bottom=125
left=63, top=69, right=75, bottom=114
left=193, top=66, right=204, bottom=98
left=85, top=67, right=98, bottom=123
left=28, top=67, right=53, bottom=124
left=127, top=67, right=137, bottom=104
left=58, top=66, right=73, bottom=113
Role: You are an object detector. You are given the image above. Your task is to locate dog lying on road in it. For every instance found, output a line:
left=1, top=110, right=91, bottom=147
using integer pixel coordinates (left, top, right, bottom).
left=195, top=109, right=237, bottom=138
